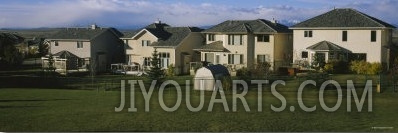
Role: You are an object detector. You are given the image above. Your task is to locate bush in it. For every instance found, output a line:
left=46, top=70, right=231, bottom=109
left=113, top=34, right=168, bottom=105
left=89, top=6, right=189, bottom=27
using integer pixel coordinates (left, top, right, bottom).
left=165, top=64, right=175, bottom=77
left=350, top=60, right=381, bottom=75
left=323, top=60, right=349, bottom=74
left=253, top=62, right=271, bottom=78
left=236, top=67, right=251, bottom=82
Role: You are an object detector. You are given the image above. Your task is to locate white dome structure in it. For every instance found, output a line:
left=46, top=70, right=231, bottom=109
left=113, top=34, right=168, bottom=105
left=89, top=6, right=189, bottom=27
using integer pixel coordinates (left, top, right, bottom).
left=194, top=65, right=230, bottom=91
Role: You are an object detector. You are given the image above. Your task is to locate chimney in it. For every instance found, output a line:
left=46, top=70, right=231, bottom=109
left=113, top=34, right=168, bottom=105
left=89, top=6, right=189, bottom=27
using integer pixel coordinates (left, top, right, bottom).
left=154, top=18, right=161, bottom=24
left=271, top=18, right=277, bottom=24
left=91, top=24, right=97, bottom=30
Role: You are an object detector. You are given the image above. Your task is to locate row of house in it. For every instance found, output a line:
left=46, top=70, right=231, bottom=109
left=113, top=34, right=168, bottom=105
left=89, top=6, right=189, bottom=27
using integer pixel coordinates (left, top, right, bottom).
left=43, top=8, right=397, bottom=75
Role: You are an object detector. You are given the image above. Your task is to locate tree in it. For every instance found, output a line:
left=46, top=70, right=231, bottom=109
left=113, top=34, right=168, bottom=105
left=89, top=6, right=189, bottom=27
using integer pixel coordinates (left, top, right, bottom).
left=147, top=49, right=165, bottom=86
left=0, top=33, right=24, bottom=68
left=37, top=38, right=49, bottom=57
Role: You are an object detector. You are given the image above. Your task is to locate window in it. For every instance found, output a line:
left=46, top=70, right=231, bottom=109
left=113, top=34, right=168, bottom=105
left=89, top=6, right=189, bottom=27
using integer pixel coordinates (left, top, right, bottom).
left=204, top=53, right=214, bottom=63
left=257, top=54, right=270, bottom=63
left=302, top=51, right=308, bottom=58
left=77, top=41, right=83, bottom=48
left=159, top=52, right=170, bottom=68
left=54, top=41, right=59, bottom=46
left=143, top=57, right=151, bottom=66
left=228, top=54, right=243, bottom=64
left=215, top=55, right=220, bottom=64
left=348, top=53, right=367, bottom=61
left=371, top=31, right=377, bottom=42
left=342, top=31, right=347, bottom=42
left=228, top=35, right=243, bottom=45
left=142, top=40, right=150, bottom=46
left=304, top=31, right=313, bottom=37
left=208, top=34, right=215, bottom=41
left=257, top=34, right=270, bottom=42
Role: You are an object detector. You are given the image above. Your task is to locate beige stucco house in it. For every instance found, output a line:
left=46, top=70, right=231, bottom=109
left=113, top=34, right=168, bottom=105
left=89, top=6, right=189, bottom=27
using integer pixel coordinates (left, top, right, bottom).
left=291, top=8, right=396, bottom=70
left=43, top=25, right=124, bottom=73
left=121, top=21, right=204, bottom=75
left=195, top=19, right=293, bottom=73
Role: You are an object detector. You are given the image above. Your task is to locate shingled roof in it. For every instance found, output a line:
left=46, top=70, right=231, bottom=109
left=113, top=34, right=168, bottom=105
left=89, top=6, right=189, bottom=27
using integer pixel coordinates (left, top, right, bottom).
left=150, top=27, right=203, bottom=47
left=291, top=8, right=396, bottom=29
left=48, top=27, right=123, bottom=40
left=307, top=41, right=351, bottom=52
left=203, top=19, right=291, bottom=34
left=129, top=22, right=203, bottom=47
left=193, top=41, right=230, bottom=52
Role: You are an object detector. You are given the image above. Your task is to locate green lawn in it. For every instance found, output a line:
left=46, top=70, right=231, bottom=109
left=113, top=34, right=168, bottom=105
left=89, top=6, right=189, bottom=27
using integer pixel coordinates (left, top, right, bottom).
left=0, top=76, right=397, bottom=132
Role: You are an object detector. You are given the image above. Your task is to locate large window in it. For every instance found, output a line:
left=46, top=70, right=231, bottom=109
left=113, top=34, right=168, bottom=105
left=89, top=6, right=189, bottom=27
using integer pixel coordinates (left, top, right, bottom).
left=204, top=53, right=214, bottom=63
left=77, top=41, right=83, bottom=48
left=142, top=40, right=150, bottom=46
left=348, top=53, right=367, bottom=61
left=371, top=31, right=377, bottom=42
left=228, top=54, right=243, bottom=64
left=159, top=52, right=170, bottom=68
left=257, top=54, right=270, bottom=63
left=208, top=34, right=215, bottom=41
left=228, top=35, right=243, bottom=45
left=304, top=31, right=313, bottom=37
left=257, top=34, right=270, bottom=42
left=342, top=31, right=347, bottom=42
left=143, top=57, right=151, bottom=66
left=301, top=51, right=308, bottom=58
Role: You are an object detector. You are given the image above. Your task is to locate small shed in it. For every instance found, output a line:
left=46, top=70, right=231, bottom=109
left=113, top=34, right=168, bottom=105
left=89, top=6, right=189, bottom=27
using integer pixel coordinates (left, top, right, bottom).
left=194, top=64, right=231, bottom=91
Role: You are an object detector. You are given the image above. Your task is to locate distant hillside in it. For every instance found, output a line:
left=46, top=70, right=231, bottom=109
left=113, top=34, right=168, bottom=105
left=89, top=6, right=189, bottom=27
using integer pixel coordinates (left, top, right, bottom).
left=0, top=28, right=63, bottom=39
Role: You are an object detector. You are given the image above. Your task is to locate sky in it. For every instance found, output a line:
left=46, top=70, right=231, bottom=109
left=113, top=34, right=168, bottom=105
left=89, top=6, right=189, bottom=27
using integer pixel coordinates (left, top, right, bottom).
left=0, top=0, right=397, bottom=29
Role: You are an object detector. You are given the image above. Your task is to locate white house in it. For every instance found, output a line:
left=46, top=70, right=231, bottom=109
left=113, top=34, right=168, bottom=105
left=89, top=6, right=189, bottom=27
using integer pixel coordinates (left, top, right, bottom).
left=290, top=8, right=396, bottom=70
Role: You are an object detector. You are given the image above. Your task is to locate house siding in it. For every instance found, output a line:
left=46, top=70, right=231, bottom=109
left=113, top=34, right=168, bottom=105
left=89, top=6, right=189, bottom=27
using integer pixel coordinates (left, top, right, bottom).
left=293, top=29, right=385, bottom=63
left=50, top=40, right=91, bottom=58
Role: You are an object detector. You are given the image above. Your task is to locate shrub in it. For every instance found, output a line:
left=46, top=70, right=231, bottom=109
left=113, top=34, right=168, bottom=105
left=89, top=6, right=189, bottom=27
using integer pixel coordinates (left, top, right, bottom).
left=350, top=60, right=381, bottom=75
left=165, top=64, right=175, bottom=77
left=323, top=60, right=349, bottom=74
left=367, top=62, right=381, bottom=75
left=236, top=67, right=251, bottom=82
left=253, top=62, right=271, bottom=78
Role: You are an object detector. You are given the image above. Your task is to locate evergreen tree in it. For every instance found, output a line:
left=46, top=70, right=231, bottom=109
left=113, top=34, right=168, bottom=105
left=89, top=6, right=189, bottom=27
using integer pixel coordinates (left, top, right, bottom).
left=147, top=49, right=165, bottom=85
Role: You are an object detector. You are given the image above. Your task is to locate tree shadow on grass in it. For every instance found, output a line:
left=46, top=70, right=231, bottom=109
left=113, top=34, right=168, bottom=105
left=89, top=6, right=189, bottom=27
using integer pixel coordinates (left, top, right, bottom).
left=0, top=99, right=75, bottom=103
left=0, top=105, right=42, bottom=109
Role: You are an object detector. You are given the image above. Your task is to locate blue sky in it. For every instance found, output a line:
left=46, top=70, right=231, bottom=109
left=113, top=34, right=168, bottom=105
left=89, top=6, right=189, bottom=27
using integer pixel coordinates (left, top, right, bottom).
left=0, top=0, right=397, bottom=29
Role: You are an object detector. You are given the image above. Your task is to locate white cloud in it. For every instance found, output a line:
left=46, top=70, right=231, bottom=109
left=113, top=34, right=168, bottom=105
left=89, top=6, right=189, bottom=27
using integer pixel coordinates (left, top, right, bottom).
left=0, top=0, right=396, bottom=28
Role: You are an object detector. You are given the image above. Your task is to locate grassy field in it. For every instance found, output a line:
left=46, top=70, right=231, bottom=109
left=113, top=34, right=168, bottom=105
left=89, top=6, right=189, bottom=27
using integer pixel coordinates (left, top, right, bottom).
left=0, top=75, right=397, bottom=132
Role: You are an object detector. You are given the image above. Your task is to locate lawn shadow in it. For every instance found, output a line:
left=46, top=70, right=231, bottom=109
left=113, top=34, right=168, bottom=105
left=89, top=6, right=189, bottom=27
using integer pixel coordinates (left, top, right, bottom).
left=0, top=99, right=75, bottom=103
left=0, top=105, right=43, bottom=109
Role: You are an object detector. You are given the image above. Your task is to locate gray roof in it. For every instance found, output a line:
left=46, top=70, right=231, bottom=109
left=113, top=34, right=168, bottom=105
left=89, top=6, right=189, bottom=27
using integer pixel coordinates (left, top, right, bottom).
left=150, top=27, right=203, bottom=47
left=193, top=41, right=229, bottom=52
left=292, top=8, right=396, bottom=29
left=0, top=33, right=24, bottom=44
left=121, top=30, right=139, bottom=38
left=203, top=19, right=291, bottom=34
left=53, top=50, right=80, bottom=58
left=307, top=41, right=350, bottom=52
left=48, top=27, right=123, bottom=40
left=121, top=22, right=171, bottom=38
